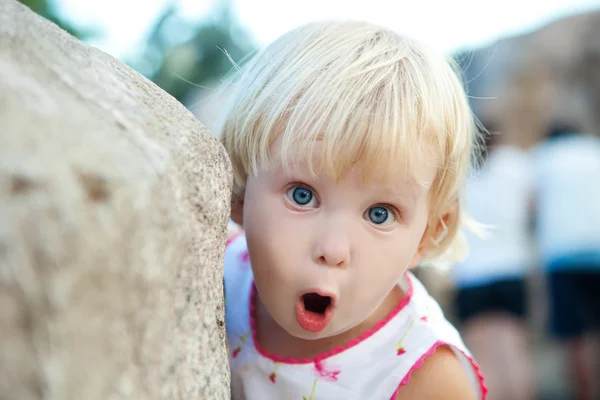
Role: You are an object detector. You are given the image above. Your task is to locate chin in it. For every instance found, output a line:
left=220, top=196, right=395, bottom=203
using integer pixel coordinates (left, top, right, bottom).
left=289, top=321, right=354, bottom=341
left=289, top=331, right=322, bottom=341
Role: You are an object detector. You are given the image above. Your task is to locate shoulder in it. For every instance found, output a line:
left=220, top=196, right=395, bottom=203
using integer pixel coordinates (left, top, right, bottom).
left=393, top=345, right=478, bottom=400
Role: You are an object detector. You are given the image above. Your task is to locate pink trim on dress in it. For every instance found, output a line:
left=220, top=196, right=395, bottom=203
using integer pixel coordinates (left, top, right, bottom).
left=249, top=274, right=414, bottom=364
left=389, top=340, right=488, bottom=400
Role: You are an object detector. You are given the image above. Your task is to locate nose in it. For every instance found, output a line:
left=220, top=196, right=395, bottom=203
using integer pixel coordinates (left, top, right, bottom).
left=312, top=217, right=351, bottom=268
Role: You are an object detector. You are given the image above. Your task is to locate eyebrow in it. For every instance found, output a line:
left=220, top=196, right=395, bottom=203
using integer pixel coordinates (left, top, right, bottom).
left=377, top=175, right=429, bottom=198
left=387, top=192, right=420, bottom=211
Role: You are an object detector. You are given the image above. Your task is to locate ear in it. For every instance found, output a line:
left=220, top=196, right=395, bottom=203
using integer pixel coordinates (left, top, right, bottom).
left=406, top=228, right=432, bottom=270
left=408, top=204, right=456, bottom=269
left=230, top=193, right=244, bottom=226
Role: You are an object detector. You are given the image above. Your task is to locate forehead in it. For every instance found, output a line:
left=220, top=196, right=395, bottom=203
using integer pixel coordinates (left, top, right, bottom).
left=268, top=137, right=439, bottom=196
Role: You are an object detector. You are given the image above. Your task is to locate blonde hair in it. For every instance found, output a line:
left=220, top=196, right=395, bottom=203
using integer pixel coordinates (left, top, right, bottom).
left=219, top=21, right=481, bottom=263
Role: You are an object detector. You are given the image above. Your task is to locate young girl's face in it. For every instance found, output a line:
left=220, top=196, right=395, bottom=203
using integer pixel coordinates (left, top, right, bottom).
left=239, top=141, right=437, bottom=340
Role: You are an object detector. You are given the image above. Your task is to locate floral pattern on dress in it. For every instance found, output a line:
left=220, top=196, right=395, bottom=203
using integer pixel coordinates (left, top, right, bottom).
left=396, top=317, right=417, bottom=355
left=232, top=332, right=250, bottom=358
left=269, top=362, right=280, bottom=383
left=301, top=360, right=341, bottom=399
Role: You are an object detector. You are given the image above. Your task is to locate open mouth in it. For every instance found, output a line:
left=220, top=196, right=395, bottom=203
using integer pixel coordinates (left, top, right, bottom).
left=302, top=293, right=332, bottom=315
left=295, top=291, right=335, bottom=333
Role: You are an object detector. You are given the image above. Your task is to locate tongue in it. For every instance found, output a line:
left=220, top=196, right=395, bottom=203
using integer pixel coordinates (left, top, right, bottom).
left=295, top=300, right=333, bottom=332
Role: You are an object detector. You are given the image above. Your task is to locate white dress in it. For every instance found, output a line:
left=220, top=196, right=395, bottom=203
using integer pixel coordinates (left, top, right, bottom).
left=225, top=235, right=487, bottom=400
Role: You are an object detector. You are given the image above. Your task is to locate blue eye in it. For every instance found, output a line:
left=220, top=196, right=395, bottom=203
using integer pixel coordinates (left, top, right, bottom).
left=286, top=186, right=317, bottom=207
left=293, top=187, right=312, bottom=205
left=366, top=206, right=395, bottom=226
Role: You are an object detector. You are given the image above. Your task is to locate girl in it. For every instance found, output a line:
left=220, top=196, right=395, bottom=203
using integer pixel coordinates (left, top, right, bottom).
left=219, top=21, right=487, bottom=399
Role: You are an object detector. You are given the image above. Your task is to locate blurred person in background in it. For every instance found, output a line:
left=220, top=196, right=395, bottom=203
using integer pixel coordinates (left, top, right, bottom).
left=452, top=123, right=535, bottom=400
left=532, top=122, right=600, bottom=400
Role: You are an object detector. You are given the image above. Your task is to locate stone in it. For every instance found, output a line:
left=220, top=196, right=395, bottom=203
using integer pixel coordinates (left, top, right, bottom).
left=0, top=0, right=232, bottom=398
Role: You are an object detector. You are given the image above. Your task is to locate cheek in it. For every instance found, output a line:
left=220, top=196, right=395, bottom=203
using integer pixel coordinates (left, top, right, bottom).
left=354, top=228, right=423, bottom=279
left=243, top=184, right=289, bottom=236
left=242, top=183, right=312, bottom=265
left=242, top=178, right=278, bottom=227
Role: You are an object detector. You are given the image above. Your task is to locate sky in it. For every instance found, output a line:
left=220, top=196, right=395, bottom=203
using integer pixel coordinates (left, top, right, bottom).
left=56, top=0, right=600, bottom=59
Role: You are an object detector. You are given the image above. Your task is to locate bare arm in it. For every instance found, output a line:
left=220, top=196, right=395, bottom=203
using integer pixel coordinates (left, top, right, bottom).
left=394, top=346, right=478, bottom=400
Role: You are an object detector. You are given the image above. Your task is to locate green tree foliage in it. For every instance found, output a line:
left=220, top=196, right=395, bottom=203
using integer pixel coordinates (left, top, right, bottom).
left=131, top=1, right=256, bottom=102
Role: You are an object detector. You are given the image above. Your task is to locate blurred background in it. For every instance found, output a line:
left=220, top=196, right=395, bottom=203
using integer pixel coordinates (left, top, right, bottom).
left=21, top=1, right=600, bottom=399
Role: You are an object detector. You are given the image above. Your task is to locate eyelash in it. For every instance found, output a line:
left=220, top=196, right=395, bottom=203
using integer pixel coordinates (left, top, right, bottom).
left=284, top=183, right=402, bottom=223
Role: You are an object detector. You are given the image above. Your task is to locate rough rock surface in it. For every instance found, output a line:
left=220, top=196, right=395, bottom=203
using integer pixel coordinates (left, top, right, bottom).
left=0, top=0, right=232, bottom=398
